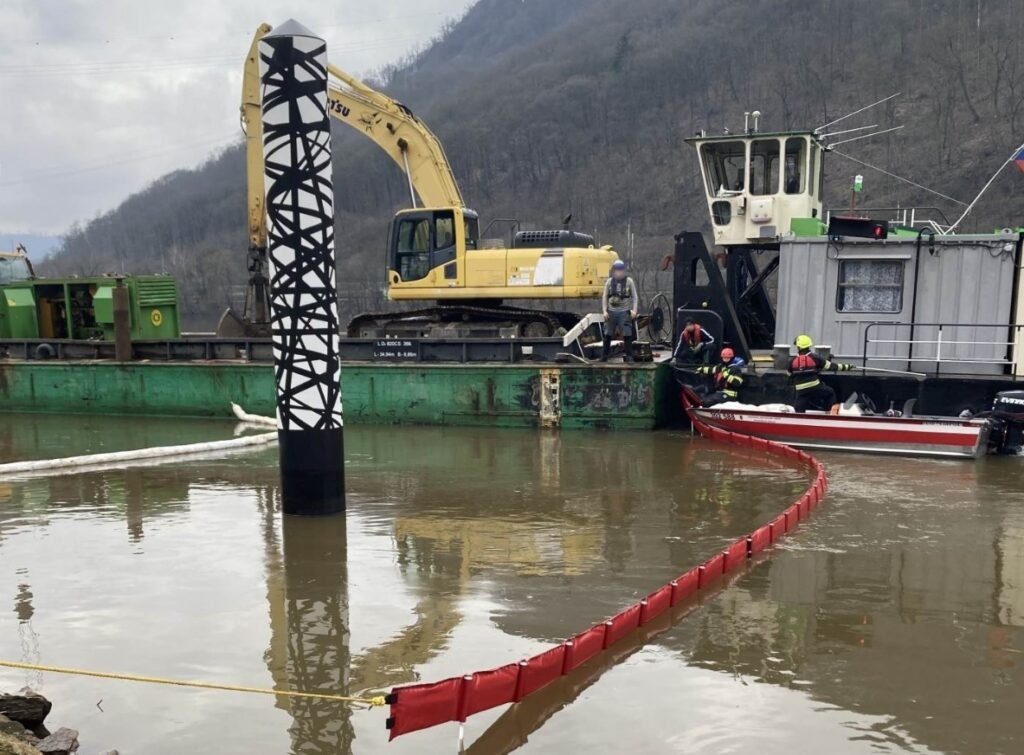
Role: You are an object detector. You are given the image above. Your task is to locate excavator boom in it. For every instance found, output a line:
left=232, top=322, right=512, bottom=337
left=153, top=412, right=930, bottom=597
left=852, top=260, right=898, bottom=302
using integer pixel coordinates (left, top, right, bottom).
left=325, top=64, right=463, bottom=209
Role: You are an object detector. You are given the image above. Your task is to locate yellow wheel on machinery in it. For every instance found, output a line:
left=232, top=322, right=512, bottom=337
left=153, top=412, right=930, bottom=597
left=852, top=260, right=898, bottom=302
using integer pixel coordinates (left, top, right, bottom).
left=150, top=309, right=163, bottom=327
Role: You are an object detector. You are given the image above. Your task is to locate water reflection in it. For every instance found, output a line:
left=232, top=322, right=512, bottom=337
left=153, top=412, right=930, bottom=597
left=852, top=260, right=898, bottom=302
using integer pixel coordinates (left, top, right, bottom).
left=1, top=419, right=1022, bottom=754
left=0, top=467, right=193, bottom=542
left=0, top=413, right=242, bottom=464
left=651, top=454, right=1024, bottom=755
left=258, top=426, right=810, bottom=751
left=265, top=513, right=353, bottom=754
left=13, top=572, right=42, bottom=689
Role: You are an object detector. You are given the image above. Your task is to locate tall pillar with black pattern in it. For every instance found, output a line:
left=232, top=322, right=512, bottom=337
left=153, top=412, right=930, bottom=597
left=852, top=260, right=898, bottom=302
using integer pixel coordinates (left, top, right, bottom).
left=259, top=20, right=344, bottom=515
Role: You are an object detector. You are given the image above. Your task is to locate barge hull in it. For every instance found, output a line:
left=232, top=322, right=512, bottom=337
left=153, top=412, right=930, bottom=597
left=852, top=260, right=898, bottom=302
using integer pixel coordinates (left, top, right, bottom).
left=0, top=361, right=679, bottom=430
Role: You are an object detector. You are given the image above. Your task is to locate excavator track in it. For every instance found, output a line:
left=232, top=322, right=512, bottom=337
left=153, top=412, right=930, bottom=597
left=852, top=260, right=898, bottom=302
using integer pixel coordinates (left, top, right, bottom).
left=346, top=305, right=582, bottom=339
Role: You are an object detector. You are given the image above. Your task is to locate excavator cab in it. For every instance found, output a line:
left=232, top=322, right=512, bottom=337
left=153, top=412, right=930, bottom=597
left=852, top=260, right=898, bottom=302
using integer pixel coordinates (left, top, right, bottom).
left=388, top=207, right=479, bottom=286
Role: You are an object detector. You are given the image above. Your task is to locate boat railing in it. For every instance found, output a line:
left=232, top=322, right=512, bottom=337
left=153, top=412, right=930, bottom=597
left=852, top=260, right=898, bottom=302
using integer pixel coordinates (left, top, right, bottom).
left=862, top=321, right=1020, bottom=377
left=825, top=206, right=953, bottom=233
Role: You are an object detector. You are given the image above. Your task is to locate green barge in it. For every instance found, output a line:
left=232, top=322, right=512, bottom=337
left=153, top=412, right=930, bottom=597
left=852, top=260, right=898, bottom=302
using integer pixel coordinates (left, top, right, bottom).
left=0, top=360, right=680, bottom=430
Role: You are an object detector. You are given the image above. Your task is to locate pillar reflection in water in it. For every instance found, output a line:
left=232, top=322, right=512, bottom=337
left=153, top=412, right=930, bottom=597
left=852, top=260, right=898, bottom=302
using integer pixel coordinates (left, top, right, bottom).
left=14, top=573, right=42, bottom=689
left=264, top=510, right=352, bottom=754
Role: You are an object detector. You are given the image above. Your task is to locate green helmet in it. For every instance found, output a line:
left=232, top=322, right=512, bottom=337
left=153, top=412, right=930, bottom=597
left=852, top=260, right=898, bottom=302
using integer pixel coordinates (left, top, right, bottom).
left=794, top=334, right=813, bottom=350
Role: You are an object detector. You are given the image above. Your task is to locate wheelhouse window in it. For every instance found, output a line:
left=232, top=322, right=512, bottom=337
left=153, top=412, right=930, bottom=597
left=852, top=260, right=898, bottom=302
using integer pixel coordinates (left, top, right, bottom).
left=837, top=260, right=904, bottom=313
left=700, top=141, right=746, bottom=196
left=749, top=139, right=780, bottom=196
left=817, top=149, right=825, bottom=200
left=808, top=146, right=817, bottom=198
left=711, top=201, right=731, bottom=226
left=784, top=137, right=806, bottom=194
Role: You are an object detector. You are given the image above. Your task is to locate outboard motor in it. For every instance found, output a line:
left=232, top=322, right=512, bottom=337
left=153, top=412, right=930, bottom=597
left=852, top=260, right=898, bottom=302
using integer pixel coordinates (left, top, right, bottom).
left=990, top=390, right=1024, bottom=454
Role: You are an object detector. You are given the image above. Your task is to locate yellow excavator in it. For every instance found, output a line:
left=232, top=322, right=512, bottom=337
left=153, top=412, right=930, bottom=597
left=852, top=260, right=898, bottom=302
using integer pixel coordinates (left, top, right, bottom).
left=223, top=23, right=619, bottom=339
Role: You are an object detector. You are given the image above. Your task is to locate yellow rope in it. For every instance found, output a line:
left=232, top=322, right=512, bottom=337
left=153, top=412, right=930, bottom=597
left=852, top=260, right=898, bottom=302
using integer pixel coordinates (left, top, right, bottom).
left=0, top=660, right=387, bottom=709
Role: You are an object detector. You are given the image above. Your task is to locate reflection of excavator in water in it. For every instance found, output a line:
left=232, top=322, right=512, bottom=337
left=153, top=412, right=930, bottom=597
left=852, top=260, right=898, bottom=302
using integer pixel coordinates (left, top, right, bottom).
left=261, top=506, right=604, bottom=708
left=219, top=23, right=620, bottom=339
left=350, top=514, right=604, bottom=692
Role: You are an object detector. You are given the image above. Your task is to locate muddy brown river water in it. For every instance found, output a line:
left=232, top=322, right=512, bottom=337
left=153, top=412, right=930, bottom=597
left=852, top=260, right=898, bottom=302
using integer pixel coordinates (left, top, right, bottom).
left=0, top=414, right=1021, bottom=754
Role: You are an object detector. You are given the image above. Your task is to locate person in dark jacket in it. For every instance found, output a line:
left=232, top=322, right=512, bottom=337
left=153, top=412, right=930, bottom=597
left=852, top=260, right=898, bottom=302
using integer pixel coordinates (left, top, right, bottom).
left=788, top=334, right=853, bottom=413
left=695, top=347, right=745, bottom=406
left=674, top=319, right=715, bottom=365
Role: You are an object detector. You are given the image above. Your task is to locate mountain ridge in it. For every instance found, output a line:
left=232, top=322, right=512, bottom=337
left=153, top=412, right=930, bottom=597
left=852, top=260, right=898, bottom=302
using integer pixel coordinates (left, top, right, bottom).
left=44, top=0, right=1024, bottom=326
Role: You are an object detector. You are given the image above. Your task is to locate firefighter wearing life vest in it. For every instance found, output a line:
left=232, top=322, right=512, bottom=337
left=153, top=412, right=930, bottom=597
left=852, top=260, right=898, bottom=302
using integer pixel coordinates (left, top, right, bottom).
left=673, top=318, right=715, bottom=365
left=601, top=260, right=639, bottom=362
left=788, top=334, right=853, bottom=413
left=695, top=347, right=745, bottom=406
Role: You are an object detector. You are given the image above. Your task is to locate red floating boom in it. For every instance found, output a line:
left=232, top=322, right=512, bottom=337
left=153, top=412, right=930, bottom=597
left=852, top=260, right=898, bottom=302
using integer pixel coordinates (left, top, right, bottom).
left=385, top=410, right=829, bottom=740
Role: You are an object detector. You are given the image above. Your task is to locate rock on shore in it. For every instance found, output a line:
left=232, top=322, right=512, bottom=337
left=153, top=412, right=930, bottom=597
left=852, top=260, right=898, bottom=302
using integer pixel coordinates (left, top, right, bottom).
left=0, top=691, right=99, bottom=755
left=36, top=728, right=78, bottom=755
left=0, top=692, right=50, bottom=730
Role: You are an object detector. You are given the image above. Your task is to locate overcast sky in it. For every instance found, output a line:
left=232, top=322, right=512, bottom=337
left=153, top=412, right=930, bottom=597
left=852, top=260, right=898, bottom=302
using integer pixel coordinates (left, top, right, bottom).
left=0, top=0, right=472, bottom=237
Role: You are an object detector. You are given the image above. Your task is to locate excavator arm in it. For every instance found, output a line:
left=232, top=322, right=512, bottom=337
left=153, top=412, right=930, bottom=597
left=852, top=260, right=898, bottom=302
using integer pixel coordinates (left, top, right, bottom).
left=241, top=24, right=270, bottom=258
left=241, top=23, right=464, bottom=250
left=235, top=23, right=272, bottom=334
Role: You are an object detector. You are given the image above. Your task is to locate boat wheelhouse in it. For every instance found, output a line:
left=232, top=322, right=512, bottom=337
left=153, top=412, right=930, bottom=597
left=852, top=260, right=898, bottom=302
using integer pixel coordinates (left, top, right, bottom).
left=687, top=127, right=826, bottom=248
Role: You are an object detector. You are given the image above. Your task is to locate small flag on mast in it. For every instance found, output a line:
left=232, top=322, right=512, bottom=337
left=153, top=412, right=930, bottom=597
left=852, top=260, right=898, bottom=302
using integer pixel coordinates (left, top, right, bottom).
left=1015, top=146, right=1024, bottom=174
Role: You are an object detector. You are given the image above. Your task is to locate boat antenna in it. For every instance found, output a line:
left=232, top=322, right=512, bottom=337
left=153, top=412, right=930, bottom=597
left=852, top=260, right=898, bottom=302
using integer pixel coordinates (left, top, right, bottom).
left=827, top=125, right=904, bottom=148
left=946, top=140, right=1024, bottom=234
left=830, top=149, right=968, bottom=207
left=815, top=93, right=900, bottom=132
left=818, top=123, right=877, bottom=139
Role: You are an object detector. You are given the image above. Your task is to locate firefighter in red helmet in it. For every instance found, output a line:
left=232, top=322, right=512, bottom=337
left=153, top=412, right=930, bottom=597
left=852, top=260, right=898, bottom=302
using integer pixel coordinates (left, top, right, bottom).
left=695, top=346, right=745, bottom=406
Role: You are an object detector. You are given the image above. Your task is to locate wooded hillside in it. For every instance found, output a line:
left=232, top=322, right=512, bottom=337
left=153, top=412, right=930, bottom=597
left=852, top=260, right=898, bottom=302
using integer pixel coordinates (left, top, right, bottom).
left=44, top=0, right=1024, bottom=327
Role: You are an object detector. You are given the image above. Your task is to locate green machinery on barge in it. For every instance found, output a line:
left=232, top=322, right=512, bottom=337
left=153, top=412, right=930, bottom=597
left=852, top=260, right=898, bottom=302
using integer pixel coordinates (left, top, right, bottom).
left=0, top=246, right=180, bottom=343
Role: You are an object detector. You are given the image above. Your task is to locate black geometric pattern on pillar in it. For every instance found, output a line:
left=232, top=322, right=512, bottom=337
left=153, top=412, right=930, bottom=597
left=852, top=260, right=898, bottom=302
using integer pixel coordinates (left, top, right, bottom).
left=260, top=25, right=342, bottom=432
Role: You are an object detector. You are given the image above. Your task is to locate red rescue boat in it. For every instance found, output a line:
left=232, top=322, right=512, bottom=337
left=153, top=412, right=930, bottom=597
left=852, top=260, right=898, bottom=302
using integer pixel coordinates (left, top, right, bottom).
left=681, top=388, right=992, bottom=459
